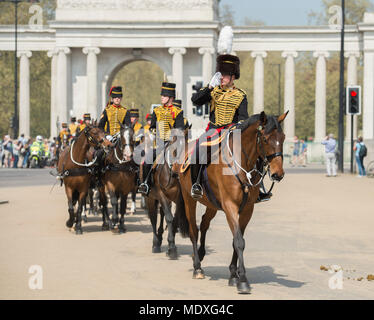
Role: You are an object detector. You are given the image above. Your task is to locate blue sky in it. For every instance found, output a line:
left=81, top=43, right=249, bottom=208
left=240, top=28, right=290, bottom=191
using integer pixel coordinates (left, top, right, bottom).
left=219, top=0, right=329, bottom=26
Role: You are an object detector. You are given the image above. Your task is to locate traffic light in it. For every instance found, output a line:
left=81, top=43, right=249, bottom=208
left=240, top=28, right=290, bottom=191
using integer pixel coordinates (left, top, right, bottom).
left=346, top=85, right=361, bottom=115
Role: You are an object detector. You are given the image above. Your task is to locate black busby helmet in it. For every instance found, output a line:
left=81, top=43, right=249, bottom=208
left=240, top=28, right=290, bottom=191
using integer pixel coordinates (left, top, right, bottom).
left=83, top=113, right=91, bottom=121
left=110, top=86, right=123, bottom=98
left=160, top=82, right=176, bottom=98
left=173, top=99, right=182, bottom=108
left=216, top=54, right=240, bottom=79
left=70, top=117, right=76, bottom=122
left=61, top=123, right=68, bottom=128
left=129, top=109, right=139, bottom=118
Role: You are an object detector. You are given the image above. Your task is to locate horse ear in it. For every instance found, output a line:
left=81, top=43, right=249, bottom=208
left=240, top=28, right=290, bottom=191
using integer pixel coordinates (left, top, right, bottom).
left=278, top=110, right=289, bottom=123
left=260, top=111, right=267, bottom=126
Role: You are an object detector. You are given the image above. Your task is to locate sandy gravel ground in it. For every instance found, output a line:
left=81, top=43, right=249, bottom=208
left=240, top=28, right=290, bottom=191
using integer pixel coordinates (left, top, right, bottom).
left=0, top=171, right=373, bottom=299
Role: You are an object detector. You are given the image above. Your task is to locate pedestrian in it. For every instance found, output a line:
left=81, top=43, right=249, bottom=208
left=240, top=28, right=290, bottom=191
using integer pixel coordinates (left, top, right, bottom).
left=22, top=138, right=31, bottom=168
left=353, top=136, right=367, bottom=177
left=299, top=138, right=307, bottom=167
left=321, top=133, right=337, bottom=177
left=2, top=135, right=13, bottom=168
left=12, top=140, right=22, bottom=168
left=291, top=136, right=300, bottom=167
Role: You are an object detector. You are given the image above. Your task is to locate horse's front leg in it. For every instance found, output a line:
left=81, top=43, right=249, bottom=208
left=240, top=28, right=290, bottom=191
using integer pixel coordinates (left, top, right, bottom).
left=129, top=190, right=136, bottom=215
left=75, top=192, right=87, bottom=235
left=224, top=203, right=253, bottom=294
left=148, top=199, right=162, bottom=253
left=119, top=194, right=127, bottom=234
left=160, top=198, right=177, bottom=260
left=109, top=190, right=119, bottom=229
left=99, top=186, right=111, bottom=230
left=65, top=186, right=75, bottom=229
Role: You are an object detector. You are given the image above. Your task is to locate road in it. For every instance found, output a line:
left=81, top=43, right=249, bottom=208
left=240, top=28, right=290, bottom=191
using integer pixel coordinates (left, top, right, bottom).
left=0, top=166, right=373, bottom=299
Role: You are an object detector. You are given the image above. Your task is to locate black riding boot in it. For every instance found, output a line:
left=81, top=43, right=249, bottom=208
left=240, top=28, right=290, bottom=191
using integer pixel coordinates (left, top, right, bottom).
left=190, top=164, right=203, bottom=199
left=138, top=164, right=153, bottom=195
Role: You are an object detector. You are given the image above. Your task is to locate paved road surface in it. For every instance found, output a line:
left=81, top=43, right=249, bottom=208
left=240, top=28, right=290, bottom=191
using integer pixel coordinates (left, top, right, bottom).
left=0, top=168, right=373, bottom=299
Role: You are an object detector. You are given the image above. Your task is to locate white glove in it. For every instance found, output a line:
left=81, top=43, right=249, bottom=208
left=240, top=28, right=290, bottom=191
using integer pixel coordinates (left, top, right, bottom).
left=209, top=72, right=222, bottom=88
left=105, top=135, right=113, bottom=141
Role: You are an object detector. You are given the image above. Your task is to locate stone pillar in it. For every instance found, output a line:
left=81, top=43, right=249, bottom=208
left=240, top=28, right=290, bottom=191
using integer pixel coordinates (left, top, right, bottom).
left=251, top=51, right=267, bottom=114
left=56, top=47, right=71, bottom=125
left=313, top=51, right=329, bottom=142
left=17, top=50, right=32, bottom=138
left=198, top=47, right=215, bottom=85
left=282, top=51, right=298, bottom=141
left=47, top=49, right=58, bottom=138
left=363, top=50, right=374, bottom=141
left=83, top=47, right=100, bottom=119
left=168, top=47, right=186, bottom=102
left=345, top=52, right=360, bottom=141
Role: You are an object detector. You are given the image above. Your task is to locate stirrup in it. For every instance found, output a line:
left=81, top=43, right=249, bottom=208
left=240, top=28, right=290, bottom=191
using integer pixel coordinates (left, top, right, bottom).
left=191, top=183, right=203, bottom=199
left=138, top=183, right=150, bottom=195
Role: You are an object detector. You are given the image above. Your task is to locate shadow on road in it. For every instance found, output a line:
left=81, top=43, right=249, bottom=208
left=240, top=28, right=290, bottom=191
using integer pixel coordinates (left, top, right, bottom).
left=202, top=265, right=306, bottom=288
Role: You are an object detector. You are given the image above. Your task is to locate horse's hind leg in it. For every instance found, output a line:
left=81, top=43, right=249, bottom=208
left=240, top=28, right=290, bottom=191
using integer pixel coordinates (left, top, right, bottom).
left=129, top=190, right=136, bottom=215
left=82, top=195, right=88, bottom=223
left=158, top=204, right=164, bottom=247
left=198, top=208, right=217, bottom=262
left=75, top=192, right=87, bottom=235
left=148, top=199, right=162, bottom=253
left=99, top=187, right=111, bottom=231
left=109, top=190, right=119, bottom=228
left=160, top=198, right=178, bottom=260
left=119, top=194, right=127, bottom=234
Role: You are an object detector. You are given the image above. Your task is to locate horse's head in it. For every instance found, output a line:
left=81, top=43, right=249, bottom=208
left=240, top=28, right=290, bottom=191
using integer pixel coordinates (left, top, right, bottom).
left=118, top=122, right=135, bottom=162
left=257, top=111, right=288, bottom=182
left=84, top=125, right=112, bottom=150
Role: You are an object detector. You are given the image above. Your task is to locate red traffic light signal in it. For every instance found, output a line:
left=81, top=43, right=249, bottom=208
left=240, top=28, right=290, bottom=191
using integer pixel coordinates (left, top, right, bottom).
left=350, top=91, right=357, bottom=97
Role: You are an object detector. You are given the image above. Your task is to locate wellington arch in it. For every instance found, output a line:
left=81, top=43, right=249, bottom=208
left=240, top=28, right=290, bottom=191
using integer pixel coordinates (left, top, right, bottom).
left=0, top=0, right=374, bottom=162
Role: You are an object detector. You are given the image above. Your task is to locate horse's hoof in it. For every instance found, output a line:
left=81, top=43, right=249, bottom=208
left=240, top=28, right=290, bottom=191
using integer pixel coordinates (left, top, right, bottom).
left=166, top=247, right=178, bottom=260
left=152, top=246, right=161, bottom=253
left=102, top=224, right=109, bottom=231
left=228, top=276, right=239, bottom=287
left=75, top=229, right=83, bottom=235
left=193, top=269, right=205, bottom=279
left=236, top=281, right=251, bottom=294
left=119, top=227, right=127, bottom=234
left=83, top=216, right=88, bottom=223
left=66, top=220, right=74, bottom=228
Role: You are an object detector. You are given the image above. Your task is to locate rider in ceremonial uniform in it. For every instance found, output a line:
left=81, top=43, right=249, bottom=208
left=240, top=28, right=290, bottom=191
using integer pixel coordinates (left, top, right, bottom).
left=138, top=82, right=184, bottom=195
left=143, top=113, right=152, bottom=133
left=129, top=108, right=143, bottom=145
left=69, top=117, right=78, bottom=137
left=98, top=86, right=131, bottom=138
left=76, top=113, right=91, bottom=135
left=190, top=54, right=271, bottom=202
left=57, top=123, right=71, bottom=146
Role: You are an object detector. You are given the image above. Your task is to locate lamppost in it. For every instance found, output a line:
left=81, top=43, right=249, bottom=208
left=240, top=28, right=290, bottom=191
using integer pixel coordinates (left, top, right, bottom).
left=338, top=0, right=345, bottom=172
left=271, top=63, right=281, bottom=115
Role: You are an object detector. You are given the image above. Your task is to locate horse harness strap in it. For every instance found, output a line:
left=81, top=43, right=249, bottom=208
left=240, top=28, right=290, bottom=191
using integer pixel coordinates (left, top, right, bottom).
left=60, top=167, right=92, bottom=177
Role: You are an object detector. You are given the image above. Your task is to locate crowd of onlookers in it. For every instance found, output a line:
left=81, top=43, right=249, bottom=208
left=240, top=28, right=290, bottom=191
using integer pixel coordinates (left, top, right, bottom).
left=0, top=134, right=56, bottom=168
left=291, top=136, right=308, bottom=167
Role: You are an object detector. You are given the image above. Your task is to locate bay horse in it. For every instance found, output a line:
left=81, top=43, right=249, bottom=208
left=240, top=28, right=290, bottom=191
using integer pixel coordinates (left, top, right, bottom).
left=102, top=124, right=138, bottom=233
left=176, top=111, right=288, bottom=294
left=57, top=125, right=111, bottom=234
left=142, top=125, right=191, bottom=259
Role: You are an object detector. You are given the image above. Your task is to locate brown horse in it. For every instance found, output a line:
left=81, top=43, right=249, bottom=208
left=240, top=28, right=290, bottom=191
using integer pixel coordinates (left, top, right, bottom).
left=176, top=111, right=288, bottom=294
left=102, top=124, right=138, bottom=233
left=57, top=125, right=111, bottom=234
left=142, top=126, right=191, bottom=259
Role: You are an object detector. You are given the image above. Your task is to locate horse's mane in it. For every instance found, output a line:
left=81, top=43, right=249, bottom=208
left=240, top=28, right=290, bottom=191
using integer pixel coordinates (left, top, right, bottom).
left=238, top=113, right=282, bottom=134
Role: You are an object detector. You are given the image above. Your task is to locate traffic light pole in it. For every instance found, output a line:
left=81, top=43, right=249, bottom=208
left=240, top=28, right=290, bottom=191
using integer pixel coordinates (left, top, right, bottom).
left=350, top=114, right=353, bottom=173
left=338, top=0, right=345, bottom=173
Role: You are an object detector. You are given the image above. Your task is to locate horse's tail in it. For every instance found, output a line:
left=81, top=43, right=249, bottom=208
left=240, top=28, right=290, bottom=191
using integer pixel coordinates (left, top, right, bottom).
left=173, top=192, right=189, bottom=238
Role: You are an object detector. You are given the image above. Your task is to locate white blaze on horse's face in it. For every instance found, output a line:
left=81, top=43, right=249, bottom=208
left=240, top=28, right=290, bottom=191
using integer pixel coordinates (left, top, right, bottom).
left=123, top=129, right=132, bottom=160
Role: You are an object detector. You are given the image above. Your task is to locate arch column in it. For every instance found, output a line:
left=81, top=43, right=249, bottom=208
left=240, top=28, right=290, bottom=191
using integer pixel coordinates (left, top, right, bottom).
left=83, top=47, right=101, bottom=119
left=47, top=49, right=58, bottom=138
left=282, top=51, right=298, bottom=141
left=345, top=51, right=360, bottom=141
left=198, top=47, right=215, bottom=85
left=168, top=47, right=186, bottom=102
left=56, top=47, right=71, bottom=125
left=363, top=50, right=374, bottom=141
left=313, top=51, right=329, bottom=142
left=251, top=51, right=267, bottom=114
left=17, top=50, right=32, bottom=137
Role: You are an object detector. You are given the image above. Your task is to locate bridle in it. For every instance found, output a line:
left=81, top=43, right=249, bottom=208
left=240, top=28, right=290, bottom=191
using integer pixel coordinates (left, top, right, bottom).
left=70, top=127, right=104, bottom=167
left=225, top=125, right=283, bottom=187
left=114, top=127, right=133, bottom=164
